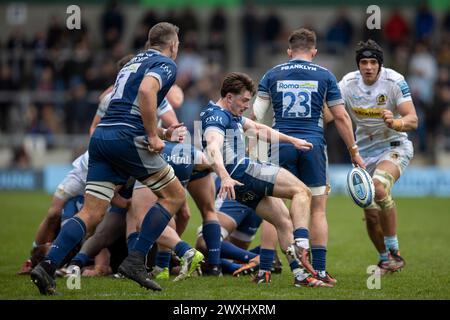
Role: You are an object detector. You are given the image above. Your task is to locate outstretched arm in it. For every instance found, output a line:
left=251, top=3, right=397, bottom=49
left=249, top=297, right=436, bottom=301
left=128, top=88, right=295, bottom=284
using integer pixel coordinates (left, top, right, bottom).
left=329, top=104, right=365, bottom=168
left=204, top=130, right=242, bottom=199
left=243, top=117, right=313, bottom=151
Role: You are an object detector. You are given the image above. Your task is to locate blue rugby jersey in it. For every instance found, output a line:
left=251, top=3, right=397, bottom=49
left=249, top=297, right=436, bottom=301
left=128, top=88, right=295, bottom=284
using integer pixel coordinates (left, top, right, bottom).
left=160, top=142, right=202, bottom=187
left=258, top=58, right=344, bottom=139
left=99, top=49, right=177, bottom=133
left=200, top=102, right=250, bottom=174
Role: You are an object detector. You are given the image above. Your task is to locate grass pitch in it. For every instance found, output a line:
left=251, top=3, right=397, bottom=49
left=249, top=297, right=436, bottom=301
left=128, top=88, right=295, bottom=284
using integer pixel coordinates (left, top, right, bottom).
left=0, top=191, right=449, bottom=300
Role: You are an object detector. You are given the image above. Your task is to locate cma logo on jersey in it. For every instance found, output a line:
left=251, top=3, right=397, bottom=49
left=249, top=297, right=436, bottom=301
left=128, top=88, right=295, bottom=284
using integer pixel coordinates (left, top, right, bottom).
left=205, top=115, right=223, bottom=124
left=159, top=64, right=173, bottom=80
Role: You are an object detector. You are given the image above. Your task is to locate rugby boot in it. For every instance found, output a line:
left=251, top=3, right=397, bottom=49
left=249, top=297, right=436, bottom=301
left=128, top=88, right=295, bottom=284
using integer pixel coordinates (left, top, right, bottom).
left=118, top=251, right=162, bottom=291
left=173, top=249, right=204, bottom=282
left=388, top=249, right=405, bottom=271
left=252, top=270, right=271, bottom=284
left=30, top=263, right=58, bottom=295
left=233, top=256, right=260, bottom=277
left=314, top=271, right=337, bottom=286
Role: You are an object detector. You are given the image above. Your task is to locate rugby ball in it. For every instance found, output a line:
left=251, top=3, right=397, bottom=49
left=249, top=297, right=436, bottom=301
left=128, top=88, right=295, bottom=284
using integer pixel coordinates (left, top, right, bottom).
left=346, top=167, right=375, bottom=208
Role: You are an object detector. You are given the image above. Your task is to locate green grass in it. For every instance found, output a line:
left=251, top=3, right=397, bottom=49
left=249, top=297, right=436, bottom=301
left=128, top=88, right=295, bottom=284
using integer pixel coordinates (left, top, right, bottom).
left=0, top=191, right=449, bottom=300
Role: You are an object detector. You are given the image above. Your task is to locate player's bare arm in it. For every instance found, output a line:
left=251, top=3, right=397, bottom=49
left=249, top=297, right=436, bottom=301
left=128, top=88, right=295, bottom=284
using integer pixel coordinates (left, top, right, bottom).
left=322, top=104, right=334, bottom=124
left=328, top=104, right=365, bottom=168
left=160, top=108, right=180, bottom=127
left=252, top=95, right=271, bottom=121
left=243, top=117, right=313, bottom=151
left=139, top=76, right=165, bottom=152
left=166, top=84, right=184, bottom=109
left=204, top=130, right=243, bottom=199
left=157, top=123, right=187, bottom=143
left=382, top=101, right=418, bottom=132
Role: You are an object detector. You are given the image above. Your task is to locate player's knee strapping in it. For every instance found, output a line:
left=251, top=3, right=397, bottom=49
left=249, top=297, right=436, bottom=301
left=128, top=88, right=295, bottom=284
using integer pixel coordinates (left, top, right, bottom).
left=142, top=165, right=176, bottom=191
left=373, top=169, right=395, bottom=210
left=310, top=184, right=331, bottom=196
left=85, top=181, right=115, bottom=201
left=366, top=201, right=381, bottom=210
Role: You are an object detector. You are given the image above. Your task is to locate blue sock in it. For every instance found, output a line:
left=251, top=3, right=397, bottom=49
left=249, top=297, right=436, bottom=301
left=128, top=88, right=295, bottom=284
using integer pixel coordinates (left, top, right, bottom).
left=249, top=246, right=260, bottom=254
left=155, top=251, right=172, bottom=268
left=132, top=203, right=172, bottom=255
left=311, top=245, right=327, bottom=272
left=71, top=252, right=91, bottom=268
left=260, top=248, right=275, bottom=272
left=221, top=241, right=257, bottom=262
left=293, top=228, right=309, bottom=239
left=174, top=241, right=192, bottom=258
left=289, top=260, right=300, bottom=271
left=202, top=220, right=222, bottom=265
left=46, top=216, right=86, bottom=267
left=379, top=251, right=389, bottom=262
left=127, top=232, right=139, bottom=253
left=384, top=236, right=399, bottom=252
left=221, top=259, right=242, bottom=273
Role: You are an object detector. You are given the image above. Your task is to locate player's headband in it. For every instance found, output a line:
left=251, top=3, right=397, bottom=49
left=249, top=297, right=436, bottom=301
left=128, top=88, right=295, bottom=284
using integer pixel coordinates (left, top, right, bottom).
left=356, top=49, right=384, bottom=68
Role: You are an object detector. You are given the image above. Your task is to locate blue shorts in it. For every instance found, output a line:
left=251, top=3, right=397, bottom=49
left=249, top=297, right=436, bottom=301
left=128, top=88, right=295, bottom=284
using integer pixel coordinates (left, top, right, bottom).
left=134, top=143, right=210, bottom=189
left=217, top=198, right=262, bottom=237
left=61, top=195, right=84, bottom=223
left=235, top=209, right=262, bottom=237
left=273, top=136, right=328, bottom=194
left=160, top=142, right=210, bottom=186
left=87, top=126, right=167, bottom=185
left=230, top=161, right=280, bottom=209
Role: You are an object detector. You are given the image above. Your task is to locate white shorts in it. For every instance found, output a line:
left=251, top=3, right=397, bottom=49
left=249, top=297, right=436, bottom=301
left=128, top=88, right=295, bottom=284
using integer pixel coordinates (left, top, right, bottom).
left=363, top=140, right=414, bottom=176
left=54, top=171, right=86, bottom=200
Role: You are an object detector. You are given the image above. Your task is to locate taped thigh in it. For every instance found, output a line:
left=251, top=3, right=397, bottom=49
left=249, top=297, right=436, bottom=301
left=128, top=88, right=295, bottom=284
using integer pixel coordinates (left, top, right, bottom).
left=85, top=181, right=115, bottom=202
left=141, top=165, right=176, bottom=192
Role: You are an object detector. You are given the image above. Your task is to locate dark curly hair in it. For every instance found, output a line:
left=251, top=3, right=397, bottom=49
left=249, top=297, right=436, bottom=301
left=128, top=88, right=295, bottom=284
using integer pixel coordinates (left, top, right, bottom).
left=355, top=39, right=384, bottom=73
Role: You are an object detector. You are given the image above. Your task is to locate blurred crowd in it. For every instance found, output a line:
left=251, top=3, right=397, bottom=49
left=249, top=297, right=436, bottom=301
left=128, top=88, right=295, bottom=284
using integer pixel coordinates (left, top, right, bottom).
left=1, top=1, right=450, bottom=167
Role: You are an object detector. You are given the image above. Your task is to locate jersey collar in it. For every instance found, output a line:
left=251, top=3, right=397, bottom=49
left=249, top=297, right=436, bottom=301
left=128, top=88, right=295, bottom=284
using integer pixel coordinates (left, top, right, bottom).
left=146, top=49, right=162, bottom=55
left=209, top=101, right=241, bottom=120
left=289, top=58, right=310, bottom=63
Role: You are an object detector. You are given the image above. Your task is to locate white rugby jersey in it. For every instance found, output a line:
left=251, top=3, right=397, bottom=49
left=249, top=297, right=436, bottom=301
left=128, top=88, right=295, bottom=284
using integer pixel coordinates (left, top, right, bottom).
left=96, top=91, right=113, bottom=118
left=71, top=151, right=89, bottom=183
left=339, top=67, right=412, bottom=154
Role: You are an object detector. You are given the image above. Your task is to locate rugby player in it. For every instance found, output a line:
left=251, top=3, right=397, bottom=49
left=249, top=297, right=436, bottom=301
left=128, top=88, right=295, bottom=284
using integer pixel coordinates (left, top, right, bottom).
left=30, top=22, right=191, bottom=294
left=338, top=39, right=418, bottom=273
left=200, top=72, right=330, bottom=287
left=253, top=28, right=364, bottom=286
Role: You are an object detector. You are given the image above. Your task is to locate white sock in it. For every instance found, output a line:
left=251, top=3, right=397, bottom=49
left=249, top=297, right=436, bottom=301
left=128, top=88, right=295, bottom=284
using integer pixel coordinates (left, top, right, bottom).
left=295, top=238, right=310, bottom=250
